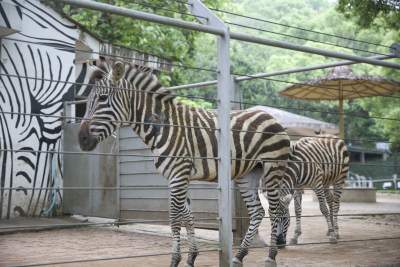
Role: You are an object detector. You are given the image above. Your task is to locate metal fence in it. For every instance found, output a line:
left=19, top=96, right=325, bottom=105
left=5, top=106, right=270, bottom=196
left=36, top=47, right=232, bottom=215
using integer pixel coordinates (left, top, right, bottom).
left=1, top=0, right=400, bottom=266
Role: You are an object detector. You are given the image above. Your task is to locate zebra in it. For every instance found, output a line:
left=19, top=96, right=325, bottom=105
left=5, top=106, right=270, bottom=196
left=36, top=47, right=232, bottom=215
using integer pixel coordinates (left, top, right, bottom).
left=272, top=135, right=349, bottom=247
left=78, top=59, right=290, bottom=267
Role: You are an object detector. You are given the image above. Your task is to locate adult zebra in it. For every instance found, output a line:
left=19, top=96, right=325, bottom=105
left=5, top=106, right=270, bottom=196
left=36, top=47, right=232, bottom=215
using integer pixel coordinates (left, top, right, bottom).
left=78, top=59, right=290, bottom=267
left=274, top=135, right=349, bottom=247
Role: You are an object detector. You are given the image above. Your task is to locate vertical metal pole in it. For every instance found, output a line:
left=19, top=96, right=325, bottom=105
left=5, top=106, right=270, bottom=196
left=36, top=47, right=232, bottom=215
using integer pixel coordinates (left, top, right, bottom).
left=217, top=26, right=233, bottom=267
left=187, top=1, right=232, bottom=265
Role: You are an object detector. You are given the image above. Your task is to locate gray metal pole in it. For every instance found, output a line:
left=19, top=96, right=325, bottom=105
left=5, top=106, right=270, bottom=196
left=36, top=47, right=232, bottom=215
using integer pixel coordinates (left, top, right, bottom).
left=187, top=0, right=233, bottom=265
left=52, top=0, right=224, bottom=36
left=230, top=32, right=400, bottom=69
left=52, top=0, right=400, bottom=69
left=216, top=27, right=233, bottom=267
left=235, top=54, right=396, bottom=82
left=167, top=54, right=396, bottom=91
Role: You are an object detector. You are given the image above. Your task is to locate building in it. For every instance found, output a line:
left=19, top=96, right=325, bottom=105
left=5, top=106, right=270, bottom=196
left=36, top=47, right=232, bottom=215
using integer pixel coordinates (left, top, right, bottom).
left=0, top=0, right=172, bottom=219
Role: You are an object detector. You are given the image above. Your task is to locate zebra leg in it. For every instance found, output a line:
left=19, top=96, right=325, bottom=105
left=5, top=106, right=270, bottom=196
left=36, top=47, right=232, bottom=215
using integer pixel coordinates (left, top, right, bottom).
left=169, top=185, right=189, bottom=267
left=324, top=189, right=334, bottom=237
left=233, top=174, right=265, bottom=265
left=290, top=190, right=303, bottom=245
left=332, top=184, right=344, bottom=239
left=264, top=187, right=280, bottom=267
left=314, top=188, right=337, bottom=243
left=263, top=162, right=287, bottom=267
left=181, top=198, right=199, bottom=267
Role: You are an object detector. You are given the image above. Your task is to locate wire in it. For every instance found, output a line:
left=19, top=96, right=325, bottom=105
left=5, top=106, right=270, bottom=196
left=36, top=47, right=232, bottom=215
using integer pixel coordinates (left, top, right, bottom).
left=1, top=108, right=400, bottom=146
left=1, top=71, right=400, bottom=124
left=230, top=71, right=400, bottom=100
left=209, top=7, right=391, bottom=49
left=12, top=248, right=221, bottom=267
left=2, top=37, right=218, bottom=74
left=226, top=21, right=384, bottom=56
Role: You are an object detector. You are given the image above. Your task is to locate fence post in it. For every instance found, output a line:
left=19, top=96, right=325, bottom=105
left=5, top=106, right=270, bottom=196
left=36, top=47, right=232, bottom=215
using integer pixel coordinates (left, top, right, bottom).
left=393, top=174, right=398, bottom=190
left=187, top=1, right=233, bottom=266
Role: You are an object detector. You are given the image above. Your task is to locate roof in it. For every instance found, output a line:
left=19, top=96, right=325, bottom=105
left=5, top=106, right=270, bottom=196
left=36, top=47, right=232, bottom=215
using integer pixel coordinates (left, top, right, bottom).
left=248, top=105, right=338, bottom=129
left=248, top=105, right=339, bottom=139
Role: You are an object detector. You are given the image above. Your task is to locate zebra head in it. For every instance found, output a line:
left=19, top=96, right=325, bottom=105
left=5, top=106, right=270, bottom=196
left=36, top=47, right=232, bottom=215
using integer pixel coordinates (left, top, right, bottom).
left=79, top=61, right=132, bottom=151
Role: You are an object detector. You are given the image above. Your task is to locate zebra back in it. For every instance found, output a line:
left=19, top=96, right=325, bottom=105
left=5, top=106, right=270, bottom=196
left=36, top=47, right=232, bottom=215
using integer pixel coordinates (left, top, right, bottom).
left=282, top=135, right=349, bottom=199
left=81, top=59, right=290, bottom=183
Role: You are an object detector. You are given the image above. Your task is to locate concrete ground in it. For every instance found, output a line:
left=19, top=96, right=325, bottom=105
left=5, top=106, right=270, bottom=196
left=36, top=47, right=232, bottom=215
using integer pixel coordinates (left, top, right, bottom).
left=0, top=192, right=399, bottom=267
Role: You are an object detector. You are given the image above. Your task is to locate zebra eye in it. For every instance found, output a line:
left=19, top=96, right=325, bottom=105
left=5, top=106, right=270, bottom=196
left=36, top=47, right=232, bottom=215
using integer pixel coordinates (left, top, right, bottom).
left=99, top=94, right=108, bottom=101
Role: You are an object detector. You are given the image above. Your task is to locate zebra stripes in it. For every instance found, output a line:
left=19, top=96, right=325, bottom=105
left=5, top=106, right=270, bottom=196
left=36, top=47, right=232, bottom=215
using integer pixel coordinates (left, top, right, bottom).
left=0, top=0, right=85, bottom=219
left=78, top=59, right=290, bottom=267
left=275, top=135, right=349, bottom=247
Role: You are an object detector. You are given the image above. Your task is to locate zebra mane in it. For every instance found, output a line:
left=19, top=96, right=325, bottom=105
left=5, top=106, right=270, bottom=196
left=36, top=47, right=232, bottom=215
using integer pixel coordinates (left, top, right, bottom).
left=90, top=59, right=175, bottom=102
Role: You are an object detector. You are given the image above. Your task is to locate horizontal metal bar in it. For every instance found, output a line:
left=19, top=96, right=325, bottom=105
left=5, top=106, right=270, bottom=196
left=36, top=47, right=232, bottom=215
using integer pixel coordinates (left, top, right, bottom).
left=0, top=217, right=219, bottom=231
left=233, top=212, right=400, bottom=220
left=235, top=54, right=397, bottom=82
left=2, top=186, right=395, bottom=191
left=167, top=54, right=396, bottom=90
left=168, top=80, right=218, bottom=91
left=65, top=100, right=87, bottom=105
left=2, top=148, right=398, bottom=168
left=52, top=0, right=400, bottom=69
left=2, top=213, right=398, bottom=231
left=230, top=32, right=400, bottom=69
left=51, top=0, right=224, bottom=36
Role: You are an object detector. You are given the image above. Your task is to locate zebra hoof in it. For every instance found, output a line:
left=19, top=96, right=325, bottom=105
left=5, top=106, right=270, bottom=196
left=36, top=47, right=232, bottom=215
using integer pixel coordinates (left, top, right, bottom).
left=233, top=257, right=243, bottom=266
left=184, top=263, right=193, bottom=267
left=329, top=237, right=337, bottom=244
left=289, top=238, right=298, bottom=245
left=265, top=257, right=277, bottom=267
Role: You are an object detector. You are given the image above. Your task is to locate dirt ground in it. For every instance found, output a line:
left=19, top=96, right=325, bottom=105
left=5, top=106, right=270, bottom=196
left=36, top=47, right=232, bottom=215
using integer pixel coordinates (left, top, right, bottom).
left=1, top=192, right=400, bottom=267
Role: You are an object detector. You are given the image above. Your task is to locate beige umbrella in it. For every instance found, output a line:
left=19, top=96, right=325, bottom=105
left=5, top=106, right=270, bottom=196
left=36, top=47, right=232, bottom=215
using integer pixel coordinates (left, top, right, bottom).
left=278, top=65, right=400, bottom=138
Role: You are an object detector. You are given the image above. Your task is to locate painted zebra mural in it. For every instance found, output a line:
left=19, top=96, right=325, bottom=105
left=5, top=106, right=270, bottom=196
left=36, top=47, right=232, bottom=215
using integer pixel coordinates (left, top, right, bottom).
left=0, top=0, right=94, bottom=219
left=78, top=59, right=291, bottom=267
left=274, top=135, right=349, bottom=247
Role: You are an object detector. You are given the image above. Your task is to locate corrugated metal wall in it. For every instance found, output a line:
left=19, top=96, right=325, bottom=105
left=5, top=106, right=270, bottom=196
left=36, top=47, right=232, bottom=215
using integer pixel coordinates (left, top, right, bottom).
left=63, top=123, right=119, bottom=218
left=118, top=126, right=220, bottom=229
left=63, top=124, right=247, bottom=233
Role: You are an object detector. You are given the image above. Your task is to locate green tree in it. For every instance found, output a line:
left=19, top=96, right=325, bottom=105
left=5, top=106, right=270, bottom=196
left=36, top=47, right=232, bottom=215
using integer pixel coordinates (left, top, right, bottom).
left=336, top=0, right=400, bottom=153
left=63, top=0, right=231, bottom=86
left=336, top=0, right=400, bottom=39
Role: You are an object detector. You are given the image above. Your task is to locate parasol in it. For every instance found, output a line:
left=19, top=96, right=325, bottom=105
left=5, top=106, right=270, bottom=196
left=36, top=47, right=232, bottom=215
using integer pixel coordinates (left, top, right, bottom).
left=278, top=65, right=400, bottom=138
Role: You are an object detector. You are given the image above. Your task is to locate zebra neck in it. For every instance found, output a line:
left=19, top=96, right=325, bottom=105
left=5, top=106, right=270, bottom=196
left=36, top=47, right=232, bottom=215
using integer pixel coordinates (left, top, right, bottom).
left=130, top=90, right=174, bottom=149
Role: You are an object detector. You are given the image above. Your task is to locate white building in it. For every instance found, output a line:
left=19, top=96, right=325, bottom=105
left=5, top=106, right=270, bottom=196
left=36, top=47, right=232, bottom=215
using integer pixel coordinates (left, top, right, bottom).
left=0, top=0, right=171, bottom=219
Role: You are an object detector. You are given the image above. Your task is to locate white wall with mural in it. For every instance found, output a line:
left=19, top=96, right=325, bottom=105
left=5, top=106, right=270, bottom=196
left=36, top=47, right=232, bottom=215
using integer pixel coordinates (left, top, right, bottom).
left=0, top=0, right=172, bottom=219
left=0, top=0, right=100, bottom=219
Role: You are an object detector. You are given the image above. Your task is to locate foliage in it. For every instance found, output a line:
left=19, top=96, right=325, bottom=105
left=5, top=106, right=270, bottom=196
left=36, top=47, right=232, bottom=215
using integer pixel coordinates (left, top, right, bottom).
left=63, top=0, right=232, bottom=86
left=336, top=0, right=400, bottom=39
left=336, top=0, right=400, bottom=150
left=64, top=0, right=399, bottom=148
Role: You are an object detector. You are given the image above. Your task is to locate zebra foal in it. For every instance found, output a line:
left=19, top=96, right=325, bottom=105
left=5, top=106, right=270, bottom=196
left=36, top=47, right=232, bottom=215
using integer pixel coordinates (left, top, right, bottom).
left=273, top=135, right=349, bottom=247
left=78, top=59, right=290, bottom=267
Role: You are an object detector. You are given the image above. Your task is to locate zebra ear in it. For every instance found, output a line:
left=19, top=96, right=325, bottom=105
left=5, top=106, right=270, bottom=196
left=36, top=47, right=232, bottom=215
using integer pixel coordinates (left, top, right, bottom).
left=111, top=61, right=125, bottom=83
